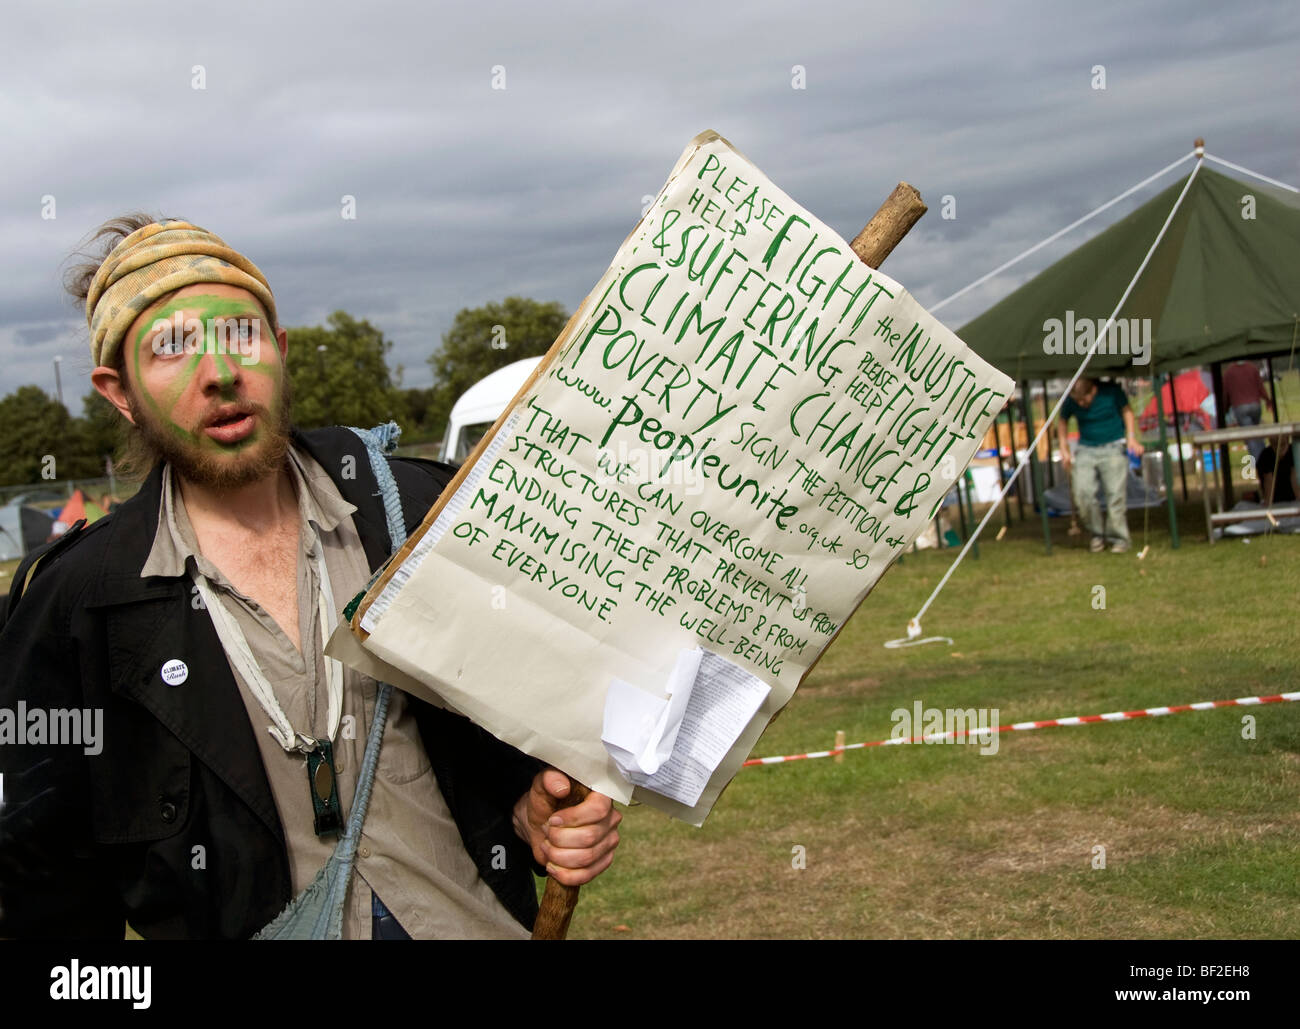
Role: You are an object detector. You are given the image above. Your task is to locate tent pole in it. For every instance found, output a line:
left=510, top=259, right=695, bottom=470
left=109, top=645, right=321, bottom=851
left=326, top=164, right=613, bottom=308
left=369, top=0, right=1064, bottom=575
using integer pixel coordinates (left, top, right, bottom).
left=1041, top=380, right=1056, bottom=487
left=1266, top=357, right=1279, bottom=421
left=950, top=470, right=979, bottom=559
left=1153, top=367, right=1180, bottom=549
left=993, top=414, right=1014, bottom=529
left=1167, top=370, right=1189, bottom=501
left=1005, top=413, right=1026, bottom=523
left=964, top=469, right=980, bottom=559
left=1211, top=360, right=1233, bottom=506
left=953, top=476, right=969, bottom=545
left=1021, top=379, right=1052, bottom=554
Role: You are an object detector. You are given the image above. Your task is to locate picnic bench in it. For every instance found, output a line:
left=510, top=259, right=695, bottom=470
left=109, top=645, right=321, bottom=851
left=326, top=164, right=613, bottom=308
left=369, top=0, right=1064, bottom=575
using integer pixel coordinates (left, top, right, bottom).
left=1189, top=422, right=1300, bottom=542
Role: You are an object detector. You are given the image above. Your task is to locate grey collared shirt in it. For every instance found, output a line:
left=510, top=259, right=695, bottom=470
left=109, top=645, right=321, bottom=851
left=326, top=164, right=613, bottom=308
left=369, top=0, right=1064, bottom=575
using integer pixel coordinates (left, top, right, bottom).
left=141, top=446, right=529, bottom=939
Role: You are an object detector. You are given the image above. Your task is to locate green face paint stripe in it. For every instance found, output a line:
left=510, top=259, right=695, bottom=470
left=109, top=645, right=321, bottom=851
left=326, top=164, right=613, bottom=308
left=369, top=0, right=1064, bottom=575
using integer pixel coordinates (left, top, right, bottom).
left=132, top=294, right=272, bottom=353
left=127, top=293, right=284, bottom=453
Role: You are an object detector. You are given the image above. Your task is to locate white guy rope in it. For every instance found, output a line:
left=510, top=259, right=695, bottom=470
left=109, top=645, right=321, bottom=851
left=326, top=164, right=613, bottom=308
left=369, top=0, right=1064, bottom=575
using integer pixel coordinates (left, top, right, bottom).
left=1202, top=153, right=1299, bottom=193
left=929, top=152, right=1196, bottom=314
left=884, top=159, right=1206, bottom=649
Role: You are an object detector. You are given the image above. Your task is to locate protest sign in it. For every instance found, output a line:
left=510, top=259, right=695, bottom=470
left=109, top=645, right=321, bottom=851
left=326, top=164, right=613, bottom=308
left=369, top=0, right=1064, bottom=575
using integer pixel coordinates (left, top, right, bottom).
left=334, top=130, right=1015, bottom=825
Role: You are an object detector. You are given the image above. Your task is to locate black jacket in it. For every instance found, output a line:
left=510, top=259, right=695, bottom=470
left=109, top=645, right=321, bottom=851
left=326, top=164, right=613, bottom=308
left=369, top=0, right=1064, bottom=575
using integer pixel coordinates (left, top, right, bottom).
left=0, top=426, right=543, bottom=938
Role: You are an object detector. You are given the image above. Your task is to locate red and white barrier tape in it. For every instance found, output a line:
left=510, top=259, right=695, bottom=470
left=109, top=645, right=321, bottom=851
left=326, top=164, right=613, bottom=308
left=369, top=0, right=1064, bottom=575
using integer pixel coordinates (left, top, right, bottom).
left=742, top=691, right=1300, bottom=767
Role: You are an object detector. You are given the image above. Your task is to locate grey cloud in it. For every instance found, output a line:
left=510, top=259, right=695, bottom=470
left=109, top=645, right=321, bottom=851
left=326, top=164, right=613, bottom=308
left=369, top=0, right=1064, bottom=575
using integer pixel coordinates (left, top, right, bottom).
left=1, top=0, right=1296, bottom=393
left=14, top=323, right=66, bottom=347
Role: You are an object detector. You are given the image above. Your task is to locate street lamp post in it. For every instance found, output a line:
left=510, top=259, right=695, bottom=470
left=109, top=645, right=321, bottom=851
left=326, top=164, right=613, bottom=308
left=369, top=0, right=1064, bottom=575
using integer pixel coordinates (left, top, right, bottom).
left=53, top=355, right=64, bottom=409
left=317, top=344, right=330, bottom=425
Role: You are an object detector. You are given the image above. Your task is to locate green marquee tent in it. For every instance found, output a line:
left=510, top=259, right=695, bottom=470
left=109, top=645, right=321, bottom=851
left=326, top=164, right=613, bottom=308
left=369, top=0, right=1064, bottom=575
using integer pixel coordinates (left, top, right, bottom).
left=952, top=159, right=1299, bottom=550
left=958, top=165, right=1300, bottom=379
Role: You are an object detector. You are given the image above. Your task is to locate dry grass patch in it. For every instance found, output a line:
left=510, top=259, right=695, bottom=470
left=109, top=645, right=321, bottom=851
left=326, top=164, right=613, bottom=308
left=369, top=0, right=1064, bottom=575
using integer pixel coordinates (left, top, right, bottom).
left=575, top=792, right=1300, bottom=939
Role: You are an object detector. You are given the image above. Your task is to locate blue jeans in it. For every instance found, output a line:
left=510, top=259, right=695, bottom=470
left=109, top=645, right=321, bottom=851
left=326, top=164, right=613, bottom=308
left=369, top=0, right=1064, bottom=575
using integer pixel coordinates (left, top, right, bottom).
left=372, top=891, right=412, bottom=940
left=1072, top=441, right=1131, bottom=546
left=1231, top=403, right=1264, bottom=462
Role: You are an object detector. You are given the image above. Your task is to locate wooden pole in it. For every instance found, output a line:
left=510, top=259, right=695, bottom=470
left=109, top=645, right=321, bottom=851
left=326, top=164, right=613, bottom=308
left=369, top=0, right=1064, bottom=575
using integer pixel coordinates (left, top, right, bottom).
left=849, top=183, right=927, bottom=266
left=834, top=730, right=847, bottom=764
left=531, top=179, right=927, bottom=941
left=530, top=781, right=591, bottom=940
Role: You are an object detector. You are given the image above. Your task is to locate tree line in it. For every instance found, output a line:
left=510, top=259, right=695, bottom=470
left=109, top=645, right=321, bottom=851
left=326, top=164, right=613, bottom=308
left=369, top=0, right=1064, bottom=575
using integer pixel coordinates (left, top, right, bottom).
left=0, top=297, right=568, bottom=487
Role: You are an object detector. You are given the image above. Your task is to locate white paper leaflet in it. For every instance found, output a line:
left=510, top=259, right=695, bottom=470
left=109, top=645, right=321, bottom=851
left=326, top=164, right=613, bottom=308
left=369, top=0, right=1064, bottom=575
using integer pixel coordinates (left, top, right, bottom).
left=602, top=648, right=770, bottom=807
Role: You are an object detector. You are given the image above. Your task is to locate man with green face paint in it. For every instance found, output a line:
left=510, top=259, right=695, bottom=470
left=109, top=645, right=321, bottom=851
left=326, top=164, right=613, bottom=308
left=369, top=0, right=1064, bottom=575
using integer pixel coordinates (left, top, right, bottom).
left=0, top=216, right=620, bottom=939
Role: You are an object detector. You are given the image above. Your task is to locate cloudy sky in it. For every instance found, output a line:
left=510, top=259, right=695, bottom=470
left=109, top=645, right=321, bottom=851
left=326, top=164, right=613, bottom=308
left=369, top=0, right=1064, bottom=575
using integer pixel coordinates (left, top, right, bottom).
left=1, top=0, right=1296, bottom=407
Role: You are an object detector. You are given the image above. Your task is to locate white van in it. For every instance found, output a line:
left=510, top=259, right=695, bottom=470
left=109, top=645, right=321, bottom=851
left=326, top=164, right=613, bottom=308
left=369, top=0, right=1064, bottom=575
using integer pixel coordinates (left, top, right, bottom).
left=438, top=357, right=542, bottom=465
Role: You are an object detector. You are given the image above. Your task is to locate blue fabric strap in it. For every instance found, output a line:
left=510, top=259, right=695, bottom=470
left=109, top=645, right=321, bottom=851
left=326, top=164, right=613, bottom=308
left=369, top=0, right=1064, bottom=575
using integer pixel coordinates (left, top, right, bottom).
left=349, top=421, right=406, bottom=552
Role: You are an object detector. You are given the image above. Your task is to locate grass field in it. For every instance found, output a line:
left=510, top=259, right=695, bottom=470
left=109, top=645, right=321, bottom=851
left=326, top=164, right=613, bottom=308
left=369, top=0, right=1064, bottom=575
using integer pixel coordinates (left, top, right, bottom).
left=560, top=505, right=1300, bottom=939
left=4, top=390, right=1295, bottom=938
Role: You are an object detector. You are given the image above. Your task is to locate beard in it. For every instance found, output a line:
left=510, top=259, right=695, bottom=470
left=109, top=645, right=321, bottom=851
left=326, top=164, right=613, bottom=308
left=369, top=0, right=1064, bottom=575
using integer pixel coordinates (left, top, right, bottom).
left=125, top=376, right=295, bottom=492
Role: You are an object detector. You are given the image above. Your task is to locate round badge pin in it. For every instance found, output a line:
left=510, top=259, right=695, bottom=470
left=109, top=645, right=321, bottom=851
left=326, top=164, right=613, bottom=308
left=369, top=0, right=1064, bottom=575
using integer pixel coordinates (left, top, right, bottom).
left=161, top=659, right=189, bottom=686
